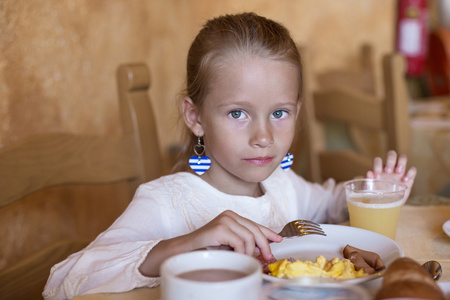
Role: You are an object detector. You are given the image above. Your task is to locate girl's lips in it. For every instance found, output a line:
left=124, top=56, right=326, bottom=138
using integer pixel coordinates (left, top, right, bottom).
left=244, top=156, right=274, bottom=166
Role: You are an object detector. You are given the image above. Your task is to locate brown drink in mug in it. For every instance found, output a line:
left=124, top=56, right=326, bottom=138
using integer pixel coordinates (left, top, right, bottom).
left=161, top=250, right=262, bottom=300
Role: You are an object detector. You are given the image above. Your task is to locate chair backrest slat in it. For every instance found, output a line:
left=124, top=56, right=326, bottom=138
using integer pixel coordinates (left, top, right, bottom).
left=0, top=134, right=136, bottom=206
left=117, top=63, right=164, bottom=184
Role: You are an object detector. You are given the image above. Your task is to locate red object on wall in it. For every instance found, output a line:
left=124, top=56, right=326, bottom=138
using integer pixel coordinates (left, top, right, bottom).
left=396, top=0, right=429, bottom=76
left=425, top=28, right=450, bottom=96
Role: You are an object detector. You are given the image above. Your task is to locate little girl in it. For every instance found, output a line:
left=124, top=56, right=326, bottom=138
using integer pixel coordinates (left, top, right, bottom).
left=43, top=12, right=416, bottom=299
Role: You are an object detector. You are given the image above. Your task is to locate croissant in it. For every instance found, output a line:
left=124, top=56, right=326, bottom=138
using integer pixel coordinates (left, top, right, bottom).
left=374, top=257, right=445, bottom=300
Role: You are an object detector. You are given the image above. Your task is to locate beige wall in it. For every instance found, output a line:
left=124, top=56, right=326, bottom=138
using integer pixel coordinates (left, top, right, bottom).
left=0, top=0, right=399, bottom=167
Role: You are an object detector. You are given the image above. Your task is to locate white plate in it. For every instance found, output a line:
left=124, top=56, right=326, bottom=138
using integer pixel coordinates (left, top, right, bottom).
left=443, top=220, right=450, bottom=237
left=263, top=224, right=403, bottom=284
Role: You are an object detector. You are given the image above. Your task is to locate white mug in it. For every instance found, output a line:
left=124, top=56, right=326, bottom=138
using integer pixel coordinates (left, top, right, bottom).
left=160, top=250, right=262, bottom=300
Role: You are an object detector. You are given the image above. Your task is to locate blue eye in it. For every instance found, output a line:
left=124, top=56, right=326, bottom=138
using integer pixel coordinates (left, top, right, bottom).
left=229, top=110, right=245, bottom=119
left=272, top=110, right=287, bottom=119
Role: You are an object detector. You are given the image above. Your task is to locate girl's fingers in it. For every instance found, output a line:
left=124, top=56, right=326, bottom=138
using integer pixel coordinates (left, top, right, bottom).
left=384, top=150, right=397, bottom=173
left=372, top=151, right=411, bottom=178
left=398, top=166, right=417, bottom=203
left=395, top=154, right=408, bottom=174
left=366, top=170, right=375, bottom=178
left=232, top=225, right=257, bottom=256
left=372, top=157, right=383, bottom=177
left=203, top=210, right=278, bottom=260
left=230, top=213, right=279, bottom=260
left=403, top=166, right=417, bottom=183
left=260, top=226, right=283, bottom=243
left=252, top=226, right=281, bottom=260
left=366, top=151, right=416, bottom=204
left=217, top=229, right=248, bottom=255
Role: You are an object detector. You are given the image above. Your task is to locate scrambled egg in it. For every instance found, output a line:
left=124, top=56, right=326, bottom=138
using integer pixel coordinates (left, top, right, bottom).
left=268, top=255, right=368, bottom=280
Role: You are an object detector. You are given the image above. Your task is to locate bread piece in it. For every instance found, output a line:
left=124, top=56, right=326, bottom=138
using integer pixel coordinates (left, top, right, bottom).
left=375, top=280, right=445, bottom=300
left=374, top=257, right=445, bottom=300
left=383, top=257, right=437, bottom=288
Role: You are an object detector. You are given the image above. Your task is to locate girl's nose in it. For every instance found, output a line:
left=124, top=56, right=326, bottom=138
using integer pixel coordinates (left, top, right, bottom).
left=250, top=120, right=274, bottom=148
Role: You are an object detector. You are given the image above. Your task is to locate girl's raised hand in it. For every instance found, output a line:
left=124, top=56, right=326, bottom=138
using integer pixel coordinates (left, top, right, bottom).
left=366, top=150, right=417, bottom=201
left=188, top=210, right=282, bottom=261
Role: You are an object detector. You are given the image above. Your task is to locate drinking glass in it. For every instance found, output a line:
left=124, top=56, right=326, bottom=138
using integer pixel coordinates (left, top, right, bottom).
left=344, top=179, right=407, bottom=239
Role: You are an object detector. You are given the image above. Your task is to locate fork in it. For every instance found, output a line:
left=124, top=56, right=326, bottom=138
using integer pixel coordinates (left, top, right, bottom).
left=277, top=219, right=326, bottom=238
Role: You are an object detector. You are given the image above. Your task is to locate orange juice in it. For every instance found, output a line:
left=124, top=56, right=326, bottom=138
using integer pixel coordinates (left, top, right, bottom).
left=347, top=195, right=403, bottom=239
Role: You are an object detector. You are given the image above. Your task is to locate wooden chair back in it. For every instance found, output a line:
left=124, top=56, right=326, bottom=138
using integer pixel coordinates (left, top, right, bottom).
left=0, top=63, right=163, bottom=299
left=297, top=51, right=411, bottom=183
left=316, top=43, right=378, bottom=95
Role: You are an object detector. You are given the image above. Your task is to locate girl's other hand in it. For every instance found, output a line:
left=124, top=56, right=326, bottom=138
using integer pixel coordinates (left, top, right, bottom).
left=188, top=210, right=282, bottom=261
left=139, top=210, right=282, bottom=277
left=366, top=150, right=417, bottom=201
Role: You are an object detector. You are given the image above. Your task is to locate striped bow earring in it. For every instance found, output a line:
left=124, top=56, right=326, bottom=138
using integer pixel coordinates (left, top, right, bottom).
left=189, top=136, right=211, bottom=175
left=280, top=153, right=294, bottom=170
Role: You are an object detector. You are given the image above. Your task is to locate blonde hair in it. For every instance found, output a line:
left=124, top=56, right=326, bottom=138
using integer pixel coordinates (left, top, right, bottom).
left=175, top=12, right=302, bottom=172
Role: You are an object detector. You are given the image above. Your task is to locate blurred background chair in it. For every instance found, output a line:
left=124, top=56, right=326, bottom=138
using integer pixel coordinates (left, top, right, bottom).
left=316, top=44, right=379, bottom=96
left=0, top=63, right=164, bottom=299
left=293, top=49, right=410, bottom=183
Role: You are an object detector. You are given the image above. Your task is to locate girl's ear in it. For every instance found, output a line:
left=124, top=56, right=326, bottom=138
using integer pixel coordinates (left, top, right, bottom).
left=182, top=97, right=204, bottom=136
left=295, top=101, right=302, bottom=119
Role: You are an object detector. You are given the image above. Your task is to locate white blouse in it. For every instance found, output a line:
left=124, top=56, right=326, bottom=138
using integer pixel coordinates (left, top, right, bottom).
left=43, top=168, right=348, bottom=299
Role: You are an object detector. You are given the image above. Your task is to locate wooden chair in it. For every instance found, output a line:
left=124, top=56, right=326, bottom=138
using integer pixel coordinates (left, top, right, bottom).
left=296, top=51, right=411, bottom=183
left=316, top=43, right=379, bottom=96
left=0, top=63, right=164, bottom=299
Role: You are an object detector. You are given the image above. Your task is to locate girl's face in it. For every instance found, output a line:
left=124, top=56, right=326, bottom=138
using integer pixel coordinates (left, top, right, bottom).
left=185, top=56, right=301, bottom=197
